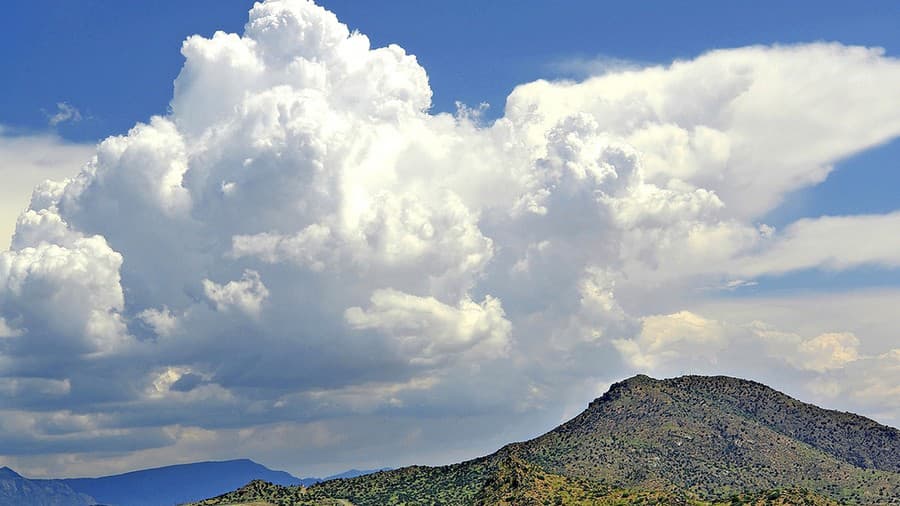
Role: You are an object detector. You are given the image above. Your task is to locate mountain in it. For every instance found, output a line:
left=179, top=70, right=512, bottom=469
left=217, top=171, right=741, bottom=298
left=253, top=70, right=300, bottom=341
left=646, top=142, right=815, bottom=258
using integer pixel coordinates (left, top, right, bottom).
left=57, top=459, right=311, bottom=506
left=320, top=469, right=392, bottom=481
left=194, top=374, right=900, bottom=505
left=0, top=466, right=95, bottom=506
left=0, top=460, right=390, bottom=506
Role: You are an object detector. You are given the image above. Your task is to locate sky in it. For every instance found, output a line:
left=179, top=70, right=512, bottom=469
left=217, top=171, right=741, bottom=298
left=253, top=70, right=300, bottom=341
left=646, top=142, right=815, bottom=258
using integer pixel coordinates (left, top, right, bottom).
left=1, top=0, right=899, bottom=478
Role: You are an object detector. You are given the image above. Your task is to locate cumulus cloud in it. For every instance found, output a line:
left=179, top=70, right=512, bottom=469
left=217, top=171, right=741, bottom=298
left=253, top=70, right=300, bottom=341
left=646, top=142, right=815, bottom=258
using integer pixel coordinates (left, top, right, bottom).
left=613, top=311, right=727, bottom=370
left=616, top=312, right=867, bottom=376
left=137, top=307, right=180, bottom=338
left=507, top=43, right=900, bottom=219
left=2, top=0, right=900, bottom=476
left=203, top=270, right=270, bottom=319
left=0, top=237, right=128, bottom=355
left=0, top=129, right=94, bottom=250
left=345, top=289, right=511, bottom=365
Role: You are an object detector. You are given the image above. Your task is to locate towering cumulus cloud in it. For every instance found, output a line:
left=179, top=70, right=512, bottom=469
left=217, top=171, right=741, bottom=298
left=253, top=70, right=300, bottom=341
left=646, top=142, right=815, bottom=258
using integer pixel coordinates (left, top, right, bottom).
left=2, top=0, right=900, bottom=475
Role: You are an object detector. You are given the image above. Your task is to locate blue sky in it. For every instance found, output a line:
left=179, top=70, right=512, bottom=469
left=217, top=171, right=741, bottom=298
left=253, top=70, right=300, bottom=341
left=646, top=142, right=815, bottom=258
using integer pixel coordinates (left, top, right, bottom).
left=4, top=1, right=900, bottom=137
left=1, top=0, right=900, bottom=478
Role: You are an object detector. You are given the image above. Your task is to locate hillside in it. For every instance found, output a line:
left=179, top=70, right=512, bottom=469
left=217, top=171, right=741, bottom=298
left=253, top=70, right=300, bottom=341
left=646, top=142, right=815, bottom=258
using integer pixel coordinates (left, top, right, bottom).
left=194, top=375, right=900, bottom=505
left=517, top=375, right=900, bottom=502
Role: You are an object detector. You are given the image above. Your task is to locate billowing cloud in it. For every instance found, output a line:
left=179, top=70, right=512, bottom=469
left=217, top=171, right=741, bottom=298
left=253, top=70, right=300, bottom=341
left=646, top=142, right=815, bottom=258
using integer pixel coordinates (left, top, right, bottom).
left=0, top=129, right=95, bottom=250
left=203, top=270, right=270, bottom=319
left=345, top=289, right=511, bottom=365
left=613, top=311, right=727, bottom=370
left=507, top=43, right=900, bottom=218
left=2, top=0, right=900, bottom=477
left=0, top=237, right=128, bottom=356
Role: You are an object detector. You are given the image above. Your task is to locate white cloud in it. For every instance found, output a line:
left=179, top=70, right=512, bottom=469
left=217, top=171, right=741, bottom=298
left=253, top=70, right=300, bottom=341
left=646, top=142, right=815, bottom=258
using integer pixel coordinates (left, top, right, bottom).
left=47, top=102, right=82, bottom=127
left=202, top=270, right=270, bottom=318
left=614, top=311, right=727, bottom=369
left=345, top=288, right=511, bottom=365
left=735, top=212, right=900, bottom=276
left=746, top=323, right=861, bottom=373
left=138, top=307, right=181, bottom=338
left=0, top=129, right=94, bottom=250
left=0, top=236, right=128, bottom=354
left=794, top=332, right=860, bottom=372
left=618, top=311, right=864, bottom=375
left=691, top=289, right=900, bottom=354
left=506, top=43, right=900, bottom=218
left=2, top=0, right=900, bottom=475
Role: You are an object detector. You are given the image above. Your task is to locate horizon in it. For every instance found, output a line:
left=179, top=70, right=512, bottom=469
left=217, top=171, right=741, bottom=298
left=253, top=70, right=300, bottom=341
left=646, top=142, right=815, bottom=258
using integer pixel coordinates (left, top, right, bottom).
left=2, top=0, right=900, bottom=480
left=6, top=372, right=896, bottom=481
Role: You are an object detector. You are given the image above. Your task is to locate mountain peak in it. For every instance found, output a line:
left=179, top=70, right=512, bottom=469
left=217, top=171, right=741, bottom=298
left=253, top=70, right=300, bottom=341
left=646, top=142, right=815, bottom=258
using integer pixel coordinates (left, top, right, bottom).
left=616, top=373, right=657, bottom=387
left=589, top=374, right=775, bottom=407
left=59, top=458, right=307, bottom=506
left=586, top=373, right=660, bottom=409
left=192, top=374, right=900, bottom=505
left=0, top=466, right=22, bottom=479
left=540, top=373, right=900, bottom=500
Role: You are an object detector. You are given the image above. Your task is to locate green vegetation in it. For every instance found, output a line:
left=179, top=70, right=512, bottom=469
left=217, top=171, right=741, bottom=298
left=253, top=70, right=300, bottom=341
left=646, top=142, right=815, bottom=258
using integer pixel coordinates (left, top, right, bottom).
left=518, top=375, right=900, bottom=503
left=191, top=375, right=900, bottom=505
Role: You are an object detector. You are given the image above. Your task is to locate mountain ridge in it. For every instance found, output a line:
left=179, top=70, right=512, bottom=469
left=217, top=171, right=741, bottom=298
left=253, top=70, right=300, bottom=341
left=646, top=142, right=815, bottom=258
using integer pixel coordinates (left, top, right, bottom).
left=194, top=374, right=900, bottom=505
left=0, top=468, right=95, bottom=506
left=0, top=459, right=393, bottom=506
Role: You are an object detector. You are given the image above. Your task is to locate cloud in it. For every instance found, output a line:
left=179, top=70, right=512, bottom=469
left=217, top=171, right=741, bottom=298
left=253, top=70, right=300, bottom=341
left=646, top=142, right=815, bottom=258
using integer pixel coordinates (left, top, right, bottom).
left=202, top=270, right=270, bottom=319
left=0, top=317, right=19, bottom=338
left=0, top=237, right=128, bottom=356
left=47, top=102, right=82, bottom=127
left=506, top=44, right=900, bottom=218
left=735, top=212, right=900, bottom=276
left=547, top=54, right=648, bottom=79
left=609, top=307, right=900, bottom=427
left=0, top=129, right=94, bottom=250
left=2, top=0, right=900, bottom=476
left=613, top=311, right=727, bottom=370
left=783, top=330, right=860, bottom=372
left=616, top=311, right=864, bottom=376
left=345, top=289, right=511, bottom=365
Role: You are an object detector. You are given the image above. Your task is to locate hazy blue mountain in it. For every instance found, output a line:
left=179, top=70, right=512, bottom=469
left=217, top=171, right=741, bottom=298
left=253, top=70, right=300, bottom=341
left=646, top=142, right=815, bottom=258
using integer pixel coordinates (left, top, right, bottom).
left=321, top=468, right=392, bottom=481
left=0, top=466, right=95, bottom=506
left=0, top=459, right=391, bottom=506
left=58, top=459, right=311, bottom=506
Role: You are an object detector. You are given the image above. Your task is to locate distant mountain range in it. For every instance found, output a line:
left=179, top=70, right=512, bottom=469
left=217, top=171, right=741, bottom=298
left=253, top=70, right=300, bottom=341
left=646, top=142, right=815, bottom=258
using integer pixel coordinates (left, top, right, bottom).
left=195, top=374, right=900, bottom=505
left=0, top=459, right=387, bottom=506
left=0, top=466, right=94, bottom=506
